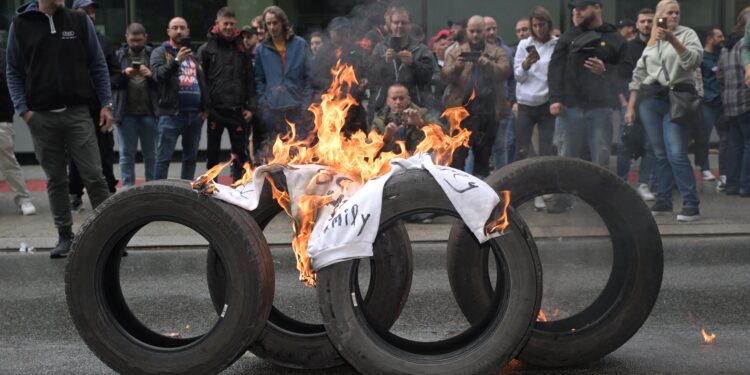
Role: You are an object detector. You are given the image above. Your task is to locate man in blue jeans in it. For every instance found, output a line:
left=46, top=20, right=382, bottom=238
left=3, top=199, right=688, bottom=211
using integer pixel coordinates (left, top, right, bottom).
left=151, top=17, right=207, bottom=180
left=696, top=28, right=725, bottom=182
left=113, top=23, right=159, bottom=187
left=547, top=0, right=627, bottom=212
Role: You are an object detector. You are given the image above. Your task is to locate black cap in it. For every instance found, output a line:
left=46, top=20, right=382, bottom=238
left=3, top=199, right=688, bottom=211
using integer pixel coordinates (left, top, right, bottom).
left=568, top=0, right=601, bottom=10
left=616, top=19, right=635, bottom=29
left=328, top=17, right=352, bottom=32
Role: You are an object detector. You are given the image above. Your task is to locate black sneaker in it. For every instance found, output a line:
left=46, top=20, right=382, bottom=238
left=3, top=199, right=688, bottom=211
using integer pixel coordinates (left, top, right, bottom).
left=677, top=207, right=700, bottom=222
left=69, top=194, right=83, bottom=212
left=650, top=202, right=673, bottom=216
left=50, top=235, right=74, bottom=259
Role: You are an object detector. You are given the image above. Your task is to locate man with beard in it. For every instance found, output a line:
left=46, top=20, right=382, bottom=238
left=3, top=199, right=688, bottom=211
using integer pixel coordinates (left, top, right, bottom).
left=548, top=0, right=626, bottom=212
left=368, top=5, right=437, bottom=123
left=6, top=0, right=114, bottom=257
left=442, top=15, right=511, bottom=178
left=151, top=17, right=207, bottom=181
left=112, top=23, right=159, bottom=189
left=484, top=15, right=516, bottom=170
left=310, top=17, right=368, bottom=136
left=549, top=0, right=626, bottom=167
left=199, top=7, right=255, bottom=180
left=695, top=27, right=726, bottom=182
left=616, top=8, right=656, bottom=201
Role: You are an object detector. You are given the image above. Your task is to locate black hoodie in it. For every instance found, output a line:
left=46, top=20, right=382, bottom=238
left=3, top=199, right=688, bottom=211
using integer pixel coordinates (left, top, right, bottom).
left=548, top=23, right=627, bottom=109
left=197, top=28, right=255, bottom=111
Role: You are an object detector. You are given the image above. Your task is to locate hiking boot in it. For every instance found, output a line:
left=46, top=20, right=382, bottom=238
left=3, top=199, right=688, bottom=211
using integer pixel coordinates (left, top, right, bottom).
left=50, top=234, right=74, bottom=259
left=636, top=184, right=655, bottom=201
left=69, top=194, right=83, bottom=212
left=650, top=202, right=673, bottom=216
left=677, top=207, right=701, bottom=222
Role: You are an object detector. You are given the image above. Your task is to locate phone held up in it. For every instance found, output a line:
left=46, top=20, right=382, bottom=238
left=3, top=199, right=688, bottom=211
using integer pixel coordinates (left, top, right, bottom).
left=459, top=51, right=481, bottom=62
left=177, top=37, right=192, bottom=48
left=525, top=45, right=537, bottom=55
left=657, top=17, right=667, bottom=29
left=131, top=61, right=142, bottom=70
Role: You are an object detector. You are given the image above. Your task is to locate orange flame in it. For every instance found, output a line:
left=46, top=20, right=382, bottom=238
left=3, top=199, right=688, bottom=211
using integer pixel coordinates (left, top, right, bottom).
left=195, top=61, right=510, bottom=286
left=192, top=157, right=235, bottom=193
left=230, top=162, right=255, bottom=188
left=700, top=328, right=716, bottom=344
left=485, top=190, right=511, bottom=235
left=536, top=308, right=560, bottom=322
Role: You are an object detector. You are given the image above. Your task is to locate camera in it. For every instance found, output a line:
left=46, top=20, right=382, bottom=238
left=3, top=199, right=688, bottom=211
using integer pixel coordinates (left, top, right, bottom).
left=459, top=51, right=481, bottom=62
left=388, top=112, right=407, bottom=127
left=657, top=18, right=667, bottom=29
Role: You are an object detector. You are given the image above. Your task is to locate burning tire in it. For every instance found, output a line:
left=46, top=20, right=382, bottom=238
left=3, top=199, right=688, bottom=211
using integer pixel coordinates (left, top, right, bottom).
left=446, top=157, right=664, bottom=367
left=205, top=179, right=414, bottom=369
left=65, top=181, right=274, bottom=374
left=316, top=169, right=542, bottom=375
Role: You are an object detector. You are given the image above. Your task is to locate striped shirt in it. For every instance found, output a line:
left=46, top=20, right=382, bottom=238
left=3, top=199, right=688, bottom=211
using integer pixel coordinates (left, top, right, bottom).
left=719, top=39, right=750, bottom=117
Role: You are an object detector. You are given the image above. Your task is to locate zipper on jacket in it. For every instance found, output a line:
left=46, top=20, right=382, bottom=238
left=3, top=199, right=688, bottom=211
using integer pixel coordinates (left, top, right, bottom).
left=46, top=14, right=56, bottom=34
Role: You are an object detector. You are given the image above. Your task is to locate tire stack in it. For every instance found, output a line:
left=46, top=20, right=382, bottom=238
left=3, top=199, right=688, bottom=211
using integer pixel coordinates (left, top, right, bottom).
left=65, top=158, right=663, bottom=374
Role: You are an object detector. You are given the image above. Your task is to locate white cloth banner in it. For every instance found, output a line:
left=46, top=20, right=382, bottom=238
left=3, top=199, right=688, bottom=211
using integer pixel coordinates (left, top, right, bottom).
left=211, top=153, right=500, bottom=271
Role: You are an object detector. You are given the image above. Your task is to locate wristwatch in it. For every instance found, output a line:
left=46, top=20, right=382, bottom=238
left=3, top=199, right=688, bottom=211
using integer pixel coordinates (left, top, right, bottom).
left=103, top=103, right=114, bottom=111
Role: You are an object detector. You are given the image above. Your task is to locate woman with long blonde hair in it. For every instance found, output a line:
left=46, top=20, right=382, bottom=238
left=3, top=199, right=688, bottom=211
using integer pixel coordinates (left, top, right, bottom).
left=624, top=0, right=703, bottom=221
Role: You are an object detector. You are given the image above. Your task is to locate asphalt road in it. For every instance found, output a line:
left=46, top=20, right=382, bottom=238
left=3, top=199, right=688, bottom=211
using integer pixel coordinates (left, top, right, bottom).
left=1, top=236, right=749, bottom=374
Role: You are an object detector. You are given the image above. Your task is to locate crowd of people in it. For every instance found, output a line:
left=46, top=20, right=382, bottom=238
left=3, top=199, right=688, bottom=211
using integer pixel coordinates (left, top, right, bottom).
left=2, top=0, right=750, bottom=258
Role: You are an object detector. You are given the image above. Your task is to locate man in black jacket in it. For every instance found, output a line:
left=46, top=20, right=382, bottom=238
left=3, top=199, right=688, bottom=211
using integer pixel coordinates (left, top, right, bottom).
left=199, top=7, right=255, bottom=181
left=68, top=0, right=121, bottom=211
left=6, top=0, right=114, bottom=257
left=549, top=0, right=627, bottom=169
left=151, top=16, right=208, bottom=181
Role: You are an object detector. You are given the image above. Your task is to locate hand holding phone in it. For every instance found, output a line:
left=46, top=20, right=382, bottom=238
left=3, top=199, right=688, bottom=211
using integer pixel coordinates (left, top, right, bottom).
left=656, top=17, right=667, bottom=29
left=459, top=51, right=481, bottom=62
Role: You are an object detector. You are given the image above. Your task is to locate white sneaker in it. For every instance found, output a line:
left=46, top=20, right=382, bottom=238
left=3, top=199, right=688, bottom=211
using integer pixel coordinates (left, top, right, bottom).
left=701, top=170, right=717, bottom=181
left=20, top=201, right=36, bottom=216
left=636, top=184, right=655, bottom=201
left=717, top=175, right=727, bottom=192
left=534, top=196, right=546, bottom=211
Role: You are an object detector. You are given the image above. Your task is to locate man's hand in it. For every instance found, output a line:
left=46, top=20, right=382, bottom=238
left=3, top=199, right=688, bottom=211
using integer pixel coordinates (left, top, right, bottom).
left=744, top=65, right=750, bottom=88
left=550, top=102, right=563, bottom=117
left=655, top=26, right=675, bottom=43
left=384, top=122, right=399, bottom=143
left=403, top=108, right=424, bottom=128
left=22, top=111, right=34, bottom=123
left=522, top=51, right=540, bottom=70
left=584, top=57, right=606, bottom=75
left=397, top=50, right=413, bottom=65
left=99, top=107, right=113, bottom=133
left=139, top=65, right=153, bottom=78
left=176, top=47, right=192, bottom=63
left=124, top=67, right=139, bottom=78
left=242, top=110, right=253, bottom=122
left=385, top=48, right=396, bottom=64
left=624, top=107, right=636, bottom=125
left=477, top=55, right=490, bottom=67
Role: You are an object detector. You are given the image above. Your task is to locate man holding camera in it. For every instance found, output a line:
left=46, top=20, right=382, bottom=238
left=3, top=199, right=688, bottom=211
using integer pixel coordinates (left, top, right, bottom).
left=151, top=17, right=207, bottom=181
left=113, top=22, right=159, bottom=188
left=371, top=83, right=440, bottom=153
left=368, top=5, right=437, bottom=122
left=549, top=0, right=627, bottom=169
left=442, top=15, right=511, bottom=178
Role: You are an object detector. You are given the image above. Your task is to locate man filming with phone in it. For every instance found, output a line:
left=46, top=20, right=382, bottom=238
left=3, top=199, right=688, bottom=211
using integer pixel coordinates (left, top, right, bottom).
left=151, top=17, right=207, bottom=181
left=442, top=15, right=511, bottom=178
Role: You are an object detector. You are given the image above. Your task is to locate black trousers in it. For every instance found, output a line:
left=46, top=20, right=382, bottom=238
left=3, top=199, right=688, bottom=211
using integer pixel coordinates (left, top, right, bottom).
left=514, top=103, right=556, bottom=161
left=451, top=110, right=498, bottom=179
left=69, top=106, right=117, bottom=196
left=206, top=108, right=249, bottom=181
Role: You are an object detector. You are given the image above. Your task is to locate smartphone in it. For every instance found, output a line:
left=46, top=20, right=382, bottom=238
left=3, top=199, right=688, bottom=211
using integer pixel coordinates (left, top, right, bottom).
left=177, top=36, right=192, bottom=48
left=389, top=36, right=403, bottom=51
left=131, top=61, right=142, bottom=70
left=459, top=51, right=481, bottom=62
left=657, top=18, right=667, bottom=29
left=526, top=45, right=537, bottom=54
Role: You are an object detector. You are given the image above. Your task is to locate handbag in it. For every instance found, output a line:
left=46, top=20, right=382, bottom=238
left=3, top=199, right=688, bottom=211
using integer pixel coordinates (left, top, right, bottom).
left=659, top=50, right=702, bottom=127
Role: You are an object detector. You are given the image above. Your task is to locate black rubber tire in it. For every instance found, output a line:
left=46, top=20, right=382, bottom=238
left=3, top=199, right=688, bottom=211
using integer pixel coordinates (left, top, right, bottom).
left=65, top=181, right=275, bottom=375
left=446, top=157, right=664, bottom=367
left=205, top=178, right=414, bottom=369
left=317, top=169, right=542, bottom=375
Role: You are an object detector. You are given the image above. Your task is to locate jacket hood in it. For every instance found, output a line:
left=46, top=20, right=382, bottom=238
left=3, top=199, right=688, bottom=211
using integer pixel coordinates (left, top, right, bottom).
left=16, top=1, right=40, bottom=15
left=208, top=25, right=242, bottom=42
